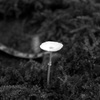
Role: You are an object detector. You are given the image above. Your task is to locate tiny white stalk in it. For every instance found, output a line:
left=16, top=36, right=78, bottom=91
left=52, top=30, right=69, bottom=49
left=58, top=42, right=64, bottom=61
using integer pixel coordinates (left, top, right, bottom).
left=40, top=41, right=63, bottom=86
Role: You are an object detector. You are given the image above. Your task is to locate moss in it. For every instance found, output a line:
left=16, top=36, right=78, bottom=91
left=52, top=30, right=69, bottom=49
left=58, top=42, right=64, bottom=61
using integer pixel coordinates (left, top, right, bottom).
left=0, top=0, right=100, bottom=100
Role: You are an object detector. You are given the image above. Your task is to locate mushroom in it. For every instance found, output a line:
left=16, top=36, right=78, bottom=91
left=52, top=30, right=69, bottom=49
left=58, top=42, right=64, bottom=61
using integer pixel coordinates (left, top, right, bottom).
left=40, top=41, right=63, bottom=86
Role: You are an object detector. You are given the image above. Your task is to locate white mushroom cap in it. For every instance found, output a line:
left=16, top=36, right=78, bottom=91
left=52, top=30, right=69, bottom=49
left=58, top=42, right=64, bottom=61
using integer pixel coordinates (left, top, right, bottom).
left=40, top=41, right=63, bottom=52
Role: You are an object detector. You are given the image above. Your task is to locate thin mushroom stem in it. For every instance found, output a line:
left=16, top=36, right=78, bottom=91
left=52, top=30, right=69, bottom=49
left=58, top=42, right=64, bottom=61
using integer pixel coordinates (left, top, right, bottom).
left=47, top=52, right=52, bottom=86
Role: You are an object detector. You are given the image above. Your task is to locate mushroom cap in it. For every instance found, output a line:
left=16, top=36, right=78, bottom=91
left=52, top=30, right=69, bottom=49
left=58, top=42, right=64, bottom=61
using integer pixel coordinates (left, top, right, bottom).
left=40, top=41, right=63, bottom=52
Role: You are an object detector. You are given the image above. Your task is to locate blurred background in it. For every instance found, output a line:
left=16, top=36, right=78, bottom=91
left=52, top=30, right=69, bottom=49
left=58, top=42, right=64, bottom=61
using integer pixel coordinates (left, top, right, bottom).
left=0, top=0, right=100, bottom=58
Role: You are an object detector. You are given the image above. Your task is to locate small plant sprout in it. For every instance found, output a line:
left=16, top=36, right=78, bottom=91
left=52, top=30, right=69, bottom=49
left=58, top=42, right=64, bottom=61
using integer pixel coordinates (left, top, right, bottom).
left=40, top=41, right=63, bottom=86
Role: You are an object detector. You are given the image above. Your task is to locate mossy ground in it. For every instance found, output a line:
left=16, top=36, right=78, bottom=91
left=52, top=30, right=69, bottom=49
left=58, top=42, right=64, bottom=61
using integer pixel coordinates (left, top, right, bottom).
left=0, top=0, right=100, bottom=100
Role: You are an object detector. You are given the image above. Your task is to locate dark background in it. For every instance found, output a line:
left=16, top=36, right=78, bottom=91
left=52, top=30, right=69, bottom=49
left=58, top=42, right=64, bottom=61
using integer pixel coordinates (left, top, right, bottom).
left=0, top=0, right=100, bottom=100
